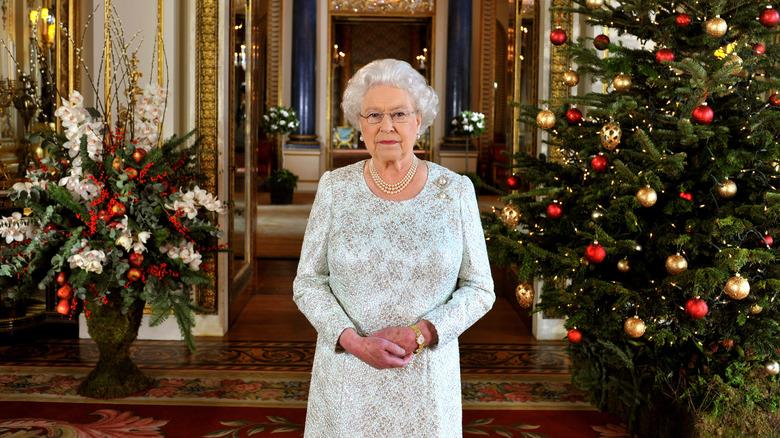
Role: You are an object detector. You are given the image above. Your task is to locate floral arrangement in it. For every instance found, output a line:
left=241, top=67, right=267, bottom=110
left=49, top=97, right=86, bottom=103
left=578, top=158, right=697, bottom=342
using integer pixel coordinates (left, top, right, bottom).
left=0, top=84, right=225, bottom=349
left=451, top=110, right=486, bottom=137
left=261, top=105, right=300, bottom=136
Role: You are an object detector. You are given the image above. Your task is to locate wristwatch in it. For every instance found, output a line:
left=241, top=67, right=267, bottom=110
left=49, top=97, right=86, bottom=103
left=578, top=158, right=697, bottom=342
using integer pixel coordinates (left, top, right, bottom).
left=410, top=324, right=425, bottom=354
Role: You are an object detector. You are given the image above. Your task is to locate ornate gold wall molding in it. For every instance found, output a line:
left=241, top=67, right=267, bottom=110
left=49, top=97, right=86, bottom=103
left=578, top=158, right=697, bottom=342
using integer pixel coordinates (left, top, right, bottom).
left=478, top=0, right=496, bottom=165
left=330, top=0, right=433, bottom=15
left=267, top=0, right=280, bottom=107
left=196, top=0, right=218, bottom=311
left=548, top=0, right=571, bottom=162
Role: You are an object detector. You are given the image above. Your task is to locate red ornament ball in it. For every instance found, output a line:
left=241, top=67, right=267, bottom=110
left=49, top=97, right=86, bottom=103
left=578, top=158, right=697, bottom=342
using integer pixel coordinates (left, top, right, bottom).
left=685, top=297, right=708, bottom=319
left=692, top=104, right=714, bottom=125
left=550, top=28, right=567, bottom=45
left=676, top=13, right=691, bottom=27
left=594, top=34, right=610, bottom=50
left=546, top=203, right=563, bottom=220
left=585, top=243, right=606, bottom=264
left=759, top=7, right=780, bottom=28
left=565, top=108, right=583, bottom=125
left=655, top=48, right=674, bottom=64
left=770, top=94, right=780, bottom=107
left=752, top=43, right=765, bottom=55
left=591, top=154, right=609, bottom=173
left=506, top=174, right=522, bottom=190
left=567, top=329, right=582, bottom=343
left=764, top=235, right=773, bottom=247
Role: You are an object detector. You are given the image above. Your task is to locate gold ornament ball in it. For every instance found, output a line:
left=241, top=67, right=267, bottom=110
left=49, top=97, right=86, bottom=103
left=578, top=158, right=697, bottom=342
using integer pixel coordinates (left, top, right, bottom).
left=725, top=276, right=750, bottom=300
left=600, top=122, right=622, bottom=150
left=537, top=110, right=556, bottom=130
left=665, top=254, right=688, bottom=275
left=706, top=17, right=728, bottom=38
left=716, top=180, right=737, bottom=199
left=636, top=186, right=658, bottom=207
left=515, top=283, right=534, bottom=309
left=585, top=0, right=604, bottom=9
left=727, top=54, right=743, bottom=75
left=750, top=304, right=763, bottom=314
left=765, top=361, right=780, bottom=376
left=624, top=317, right=646, bottom=338
left=617, top=258, right=630, bottom=272
left=563, top=70, right=580, bottom=87
left=613, top=73, right=632, bottom=92
left=501, top=204, right=521, bottom=228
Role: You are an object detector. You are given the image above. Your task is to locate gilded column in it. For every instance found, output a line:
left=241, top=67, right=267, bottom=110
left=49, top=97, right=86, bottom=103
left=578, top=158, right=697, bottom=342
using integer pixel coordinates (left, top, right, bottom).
left=288, top=0, right=318, bottom=147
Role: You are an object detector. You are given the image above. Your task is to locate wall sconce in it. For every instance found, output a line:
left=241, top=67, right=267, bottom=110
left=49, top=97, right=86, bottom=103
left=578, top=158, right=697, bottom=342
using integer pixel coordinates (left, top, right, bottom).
left=233, top=44, right=246, bottom=70
left=416, top=48, right=427, bottom=70
left=333, top=44, right=345, bottom=67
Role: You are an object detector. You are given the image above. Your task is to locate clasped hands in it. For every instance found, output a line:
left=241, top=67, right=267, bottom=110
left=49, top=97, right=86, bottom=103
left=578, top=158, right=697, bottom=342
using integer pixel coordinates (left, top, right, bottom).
left=338, top=320, right=437, bottom=370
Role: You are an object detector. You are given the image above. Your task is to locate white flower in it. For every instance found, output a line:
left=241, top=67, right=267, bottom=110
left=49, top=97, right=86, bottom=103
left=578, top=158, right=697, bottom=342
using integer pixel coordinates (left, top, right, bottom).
left=67, top=249, right=107, bottom=274
left=116, top=235, right=133, bottom=251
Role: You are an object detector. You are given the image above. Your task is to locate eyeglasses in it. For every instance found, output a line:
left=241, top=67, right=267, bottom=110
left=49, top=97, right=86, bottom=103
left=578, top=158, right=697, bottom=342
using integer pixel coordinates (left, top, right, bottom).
left=359, top=111, right=418, bottom=125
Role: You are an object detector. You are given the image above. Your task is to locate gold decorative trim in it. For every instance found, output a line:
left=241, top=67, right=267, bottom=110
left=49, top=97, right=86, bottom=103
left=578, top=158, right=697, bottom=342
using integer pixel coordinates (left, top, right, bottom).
left=548, top=0, right=571, bottom=162
left=268, top=0, right=281, bottom=107
left=104, top=0, right=111, bottom=123
left=196, top=0, right=218, bottom=311
left=329, top=0, right=434, bottom=16
left=478, top=0, right=496, bottom=165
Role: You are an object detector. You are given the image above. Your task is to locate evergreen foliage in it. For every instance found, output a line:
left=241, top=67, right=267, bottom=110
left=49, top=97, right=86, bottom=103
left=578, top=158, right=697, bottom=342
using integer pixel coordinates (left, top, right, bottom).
left=484, top=0, right=780, bottom=433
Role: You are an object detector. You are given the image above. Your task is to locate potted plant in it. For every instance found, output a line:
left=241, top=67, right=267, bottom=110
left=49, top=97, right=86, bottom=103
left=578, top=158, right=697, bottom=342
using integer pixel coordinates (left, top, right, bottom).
left=0, top=67, right=226, bottom=397
left=266, top=168, right=299, bottom=205
left=261, top=106, right=300, bottom=205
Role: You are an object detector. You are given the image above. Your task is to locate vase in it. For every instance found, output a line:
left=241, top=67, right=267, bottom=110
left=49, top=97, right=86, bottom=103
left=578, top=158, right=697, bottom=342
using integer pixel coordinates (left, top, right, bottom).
left=79, top=297, right=152, bottom=398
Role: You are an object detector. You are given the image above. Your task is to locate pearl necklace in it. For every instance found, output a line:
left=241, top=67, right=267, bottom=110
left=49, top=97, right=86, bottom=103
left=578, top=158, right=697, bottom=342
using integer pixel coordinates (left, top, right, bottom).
left=368, top=157, right=418, bottom=195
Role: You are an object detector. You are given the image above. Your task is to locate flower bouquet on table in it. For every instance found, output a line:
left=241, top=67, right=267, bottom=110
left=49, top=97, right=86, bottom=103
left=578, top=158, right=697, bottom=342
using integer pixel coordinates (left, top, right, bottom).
left=0, top=84, right=226, bottom=397
left=261, top=105, right=300, bottom=137
left=261, top=106, right=300, bottom=204
left=451, top=110, right=486, bottom=173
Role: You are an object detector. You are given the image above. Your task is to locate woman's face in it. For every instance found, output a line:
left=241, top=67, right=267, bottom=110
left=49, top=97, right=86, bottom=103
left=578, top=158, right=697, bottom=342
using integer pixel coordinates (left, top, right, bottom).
left=358, top=85, right=422, bottom=163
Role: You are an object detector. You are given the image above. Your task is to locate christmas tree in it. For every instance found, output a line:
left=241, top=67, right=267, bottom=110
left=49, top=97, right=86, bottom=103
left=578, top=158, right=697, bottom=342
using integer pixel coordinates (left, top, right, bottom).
left=484, top=0, right=780, bottom=435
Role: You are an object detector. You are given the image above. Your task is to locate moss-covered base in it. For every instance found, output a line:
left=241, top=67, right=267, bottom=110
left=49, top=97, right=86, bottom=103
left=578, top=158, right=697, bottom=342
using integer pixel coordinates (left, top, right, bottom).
left=79, top=357, right=152, bottom=398
left=78, top=297, right=151, bottom=399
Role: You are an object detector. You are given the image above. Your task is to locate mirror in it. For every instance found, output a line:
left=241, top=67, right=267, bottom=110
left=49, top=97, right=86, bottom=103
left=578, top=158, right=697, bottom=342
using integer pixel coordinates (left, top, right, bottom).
left=229, top=0, right=255, bottom=303
left=327, top=16, right=432, bottom=169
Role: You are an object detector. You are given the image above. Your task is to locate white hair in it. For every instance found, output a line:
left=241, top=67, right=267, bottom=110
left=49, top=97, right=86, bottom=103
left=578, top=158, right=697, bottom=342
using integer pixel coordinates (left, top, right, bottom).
left=341, top=59, right=439, bottom=134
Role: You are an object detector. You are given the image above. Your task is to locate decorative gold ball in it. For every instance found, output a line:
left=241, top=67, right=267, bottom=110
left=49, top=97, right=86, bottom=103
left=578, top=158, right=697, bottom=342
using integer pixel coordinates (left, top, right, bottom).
left=706, top=17, right=728, bottom=38
left=613, top=73, right=632, bottom=92
left=636, top=186, right=658, bottom=207
left=725, top=276, right=750, bottom=300
left=617, top=258, right=630, bottom=272
left=585, top=0, right=604, bottom=9
left=716, top=180, right=737, bottom=199
left=537, top=110, right=556, bottom=130
left=665, top=254, right=688, bottom=275
left=563, top=70, right=580, bottom=87
left=765, top=361, right=780, bottom=376
left=624, top=317, right=646, bottom=338
left=727, top=54, right=743, bottom=75
left=600, top=122, right=622, bottom=150
left=515, top=282, right=534, bottom=309
left=750, top=304, right=763, bottom=314
left=501, top=204, right=521, bottom=228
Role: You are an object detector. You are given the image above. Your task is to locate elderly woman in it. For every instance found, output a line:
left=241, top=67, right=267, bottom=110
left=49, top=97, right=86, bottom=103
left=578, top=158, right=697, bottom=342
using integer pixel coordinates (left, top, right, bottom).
left=293, top=58, right=495, bottom=437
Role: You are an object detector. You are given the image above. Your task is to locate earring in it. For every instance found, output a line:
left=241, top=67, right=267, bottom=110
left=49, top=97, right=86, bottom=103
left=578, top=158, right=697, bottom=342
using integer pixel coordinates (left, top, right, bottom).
left=416, top=132, right=421, bottom=139
left=359, top=134, right=364, bottom=141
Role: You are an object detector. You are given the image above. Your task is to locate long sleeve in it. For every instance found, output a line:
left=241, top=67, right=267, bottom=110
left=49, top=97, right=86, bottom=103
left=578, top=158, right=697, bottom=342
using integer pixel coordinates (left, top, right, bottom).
left=423, top=175, right=495, bottom=347
left=293, top=171, right=356, bottom=350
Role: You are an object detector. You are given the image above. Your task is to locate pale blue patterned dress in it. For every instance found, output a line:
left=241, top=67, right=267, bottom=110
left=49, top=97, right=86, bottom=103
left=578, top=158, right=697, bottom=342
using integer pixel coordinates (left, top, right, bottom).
left=293, top=161, right=495, bottom=438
